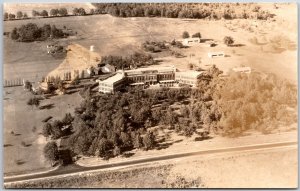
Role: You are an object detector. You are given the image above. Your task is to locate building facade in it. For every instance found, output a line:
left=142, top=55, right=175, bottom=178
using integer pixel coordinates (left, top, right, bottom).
left=97, top=72, right=126, bottom=93
left=175, top=71, right=203, bottom=87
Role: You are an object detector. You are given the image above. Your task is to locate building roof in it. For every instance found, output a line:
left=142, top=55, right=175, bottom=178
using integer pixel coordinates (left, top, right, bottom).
left=183, top=37, right=201, bottom=40
left=232, top=67, right=251, bottom=72
left=208, top=51, right=225, bottom=55
left=124, top=66, right=175, bottom=76
left=176, top=71, right=204, bottom=78
left=100, top=72, right=125, bottom=85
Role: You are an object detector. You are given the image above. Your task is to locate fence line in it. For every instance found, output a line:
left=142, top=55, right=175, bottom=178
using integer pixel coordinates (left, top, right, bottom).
left=3, top=78, right=23, bottom=87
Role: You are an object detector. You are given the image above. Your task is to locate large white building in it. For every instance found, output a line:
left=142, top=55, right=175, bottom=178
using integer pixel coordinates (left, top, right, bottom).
left=97, top=66, right=204, bottom=93
left=97, top=72, right=126, bottom=94
left=175, top=71, right=203, bottom=87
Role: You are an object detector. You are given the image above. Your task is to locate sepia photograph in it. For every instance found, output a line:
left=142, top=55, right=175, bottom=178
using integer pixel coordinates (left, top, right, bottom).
left=2, top=2, right=298, bottom=188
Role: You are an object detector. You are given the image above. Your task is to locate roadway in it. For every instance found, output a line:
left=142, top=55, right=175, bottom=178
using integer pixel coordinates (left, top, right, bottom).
left=4, top=141, right=297, bottom=184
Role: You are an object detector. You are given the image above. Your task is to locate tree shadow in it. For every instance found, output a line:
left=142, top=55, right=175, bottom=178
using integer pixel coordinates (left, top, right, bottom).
left=15, top=159, right=26, bottom=165
left=4, top=144, right=13, bottom=147
left=122, top=152, right=135, bottom=158
left=39, top=103, right=55, bottom=110
left=156, top=139, right=183, bottom=150
left=194, top=136, right=212, bottom=142
left=42, top=116, right=53, bottom=123
left=230, top=44, right=245, bottom=47
left=201, top=39, right=214, bottom=43
left=66, top=90, right=79, bottom=95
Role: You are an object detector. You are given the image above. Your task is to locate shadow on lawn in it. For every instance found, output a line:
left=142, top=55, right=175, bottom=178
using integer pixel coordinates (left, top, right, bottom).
left=15, top=159, right=26, bottom=165
left=39, top=103, right=55, bottom=110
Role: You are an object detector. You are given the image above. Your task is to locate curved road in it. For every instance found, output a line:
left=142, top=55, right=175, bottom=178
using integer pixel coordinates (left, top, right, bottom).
left=4, top=141, right=297, bottom=184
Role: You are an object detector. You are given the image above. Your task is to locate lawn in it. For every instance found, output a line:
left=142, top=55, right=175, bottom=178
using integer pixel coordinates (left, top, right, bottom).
left=3, top=86, right=82, bottom=175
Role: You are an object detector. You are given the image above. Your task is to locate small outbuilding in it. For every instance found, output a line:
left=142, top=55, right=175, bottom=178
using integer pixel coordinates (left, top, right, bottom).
left=208, top=52, right=225, bottom=58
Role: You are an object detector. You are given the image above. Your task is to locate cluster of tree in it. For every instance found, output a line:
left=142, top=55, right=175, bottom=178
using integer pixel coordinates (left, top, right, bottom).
left=4, top=11, right=28, bottom=20
left=63, top=66, right=224, bottom=159
left=27, top=97, right=41, bottom=108
left=142, top=41, right=168, bottom=53
left=223, top=36, right=234, bottom=46
left=214, top=72, right=297, bottom=136
left=92, top=3, right=274, bottom=20
left=100, top=52, right=156, bottom=70
left=11, top=23, right=67, bottom=42
left=72, top=8, right=87, bottom=16
left=43, top=141, right=59, bottom=166
left=182, top=31, right=202, bottom=39
left=42, top=113, right=74, bottom=139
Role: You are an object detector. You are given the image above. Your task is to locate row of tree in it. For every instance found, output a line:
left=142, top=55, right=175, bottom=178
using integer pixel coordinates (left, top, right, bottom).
left=11, top=23, right=67, bottom=42
left=92, top=3, right=274, bottom=20
left=100, top=52, right=156, bottom=70
left=4, top=7, right=87, bottom=21
left=4, top=3, right=274, bottom=22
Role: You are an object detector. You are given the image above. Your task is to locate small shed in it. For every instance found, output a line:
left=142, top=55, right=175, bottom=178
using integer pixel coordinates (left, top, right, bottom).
left=208, top=52, right=225, bottom=58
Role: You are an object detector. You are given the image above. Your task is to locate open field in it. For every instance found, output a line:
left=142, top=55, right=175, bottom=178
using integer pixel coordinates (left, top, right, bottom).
left=3, top=86, right=82, bottom=175
left=4, top=3, right=297, bottom=83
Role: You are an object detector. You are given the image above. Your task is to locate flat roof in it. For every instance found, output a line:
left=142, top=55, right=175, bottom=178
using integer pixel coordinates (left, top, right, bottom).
left=176, top=71, right=204, bottom=78
left=123, top=66, right=175, bottom=75
left=100, top=73, right=125, bottom=84
left=232, top=67, right=251, bottom=71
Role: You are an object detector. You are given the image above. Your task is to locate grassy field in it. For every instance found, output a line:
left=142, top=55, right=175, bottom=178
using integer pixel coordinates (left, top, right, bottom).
left=4, top=4, right=297, bottom=83
left=3, top=86, right=82, bottom=175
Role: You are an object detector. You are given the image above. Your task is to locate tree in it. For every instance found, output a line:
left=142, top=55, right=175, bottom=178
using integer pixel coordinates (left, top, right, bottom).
left=8, top=13, right=15, bottom=20
left=16, top=11, right=23, bottom=19
left=4, top=12, right=8, bottom=20
left=72, top=8, right=79, bottom=15
left=27, top=97, right=40, bottom=108
left=133, top=133, right=143, bottom=149
left=11, top=27, right=19, bottom=40
left=40, top=10, right=49, bottom=17
left=223, top=36, right=234, bottom=46
left=50, top=9, right=59, bottom=16
left=113, top=146, right=121, bottom=156
left=192, top=32, right=201, bottom=38
left=89, top=9, right=95, bottom=15
left=58, top=8, right=68, bottom=16
left=182, top=31, right=190, bottom=39
left=51, top=120, right=63, bottom=139
left=42, top=123, right=52, bottom=138
left=143, top=131, right=155, bottom=150
left=23, top=13, right=28, bottom=18
left=43, top=141, right=59, bottom=166
left=62, top=113, right=74, bottom=125
left=120, top=132, right=131, bottom=148
left=78, top=8, right=86, bottom=15
left=32, top=10, right=39, bottom=17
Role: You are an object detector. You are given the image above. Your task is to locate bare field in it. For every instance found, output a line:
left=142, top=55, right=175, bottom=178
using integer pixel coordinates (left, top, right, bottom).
left=3, top=86, right=82, bottom=175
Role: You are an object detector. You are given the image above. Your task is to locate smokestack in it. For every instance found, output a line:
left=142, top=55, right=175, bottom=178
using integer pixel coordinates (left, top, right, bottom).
left=90, top=45, right=95, bottom=52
